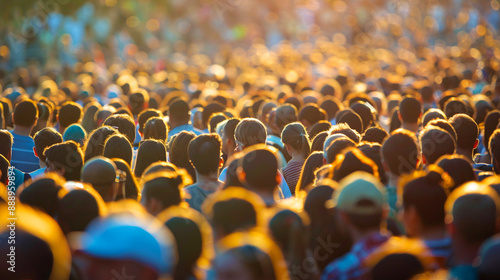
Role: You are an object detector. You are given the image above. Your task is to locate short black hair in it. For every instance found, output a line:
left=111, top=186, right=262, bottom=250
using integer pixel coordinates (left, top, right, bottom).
left=142, top=171, right=183, bottom=210
left=58, top=101, right=82, bottom=129
left=444, top=97, right=467, bottom=119
left=299, top=104, right=325, bottom=127
left=422, top=108, right=446, bottom=127
left=83, top=126, right=118, bottom=162
left=103, top=134, right=133, bottom=165
left=332, top=148, right=378, bottom=181
left=57, top=189, right=100, bottom=234
left=212, top=198, right=257, bottom=235
left=437, top=155, right=476, bottom=191
left=329, top=123, right=361, bottom=143
left=165, top=217, right=202, bottom=279
left=275, top=104, right=298, bottom=131
left=381, top=129, right=419, bottom=176
left=129, top=89, right=149, bottom=115
left=44, top=141, right=84, bottom=181
left=362, top=126, right=389, bottom=144
left=484, top=111, right=500, bottom=153
left=134, top=139, right=167, bottom=178
left=188, top=134, right=222, bottom=175
left=223, top=118, right=240, bottom=142
left=326, top=137, right=356, bottom=164
left=103, top=114, right=136, bottom=144
left=419, top=127, right=456, bottom=165
left=351, top=102, right=374, bottom=132
left=209, top=113, right=228, bottom=133
left=320, top=97, right=343, bottom=121
left=0, top=129, right=13, bottom=159
left=241, top=147, right=279, bottom=191
left=202, top=103, right=225, bottom=129
left=426, top=119, right=457, bottom=143
left=452, top=193, right=497, bottom=244
left=402, top=170, right=447, bottom=228
left=34, top=128, right=62, bottom=162
left=137, top=109, right=162, bottom=134
left=449, top=114, right=479, bottom=152
left=14, top=99, right=38, bottom=127
left=168, top=99, right=190, bottom=124
left=19, top=174, right=66, bottom=217
left=399, top=97, right=421, bottom=123
left=308, top=120, right=332, bottom=140
left=337, top=110, right=363, bottom=134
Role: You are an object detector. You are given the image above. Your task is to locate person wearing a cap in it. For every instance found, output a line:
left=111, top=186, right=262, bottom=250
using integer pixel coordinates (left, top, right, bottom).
left=63, top=123, right=87, bottom=146
left=168, top=99, right=202, bottom=143
left=321, top=171, right=393, bottom=280
left=81, top=156, right=119, bottom=202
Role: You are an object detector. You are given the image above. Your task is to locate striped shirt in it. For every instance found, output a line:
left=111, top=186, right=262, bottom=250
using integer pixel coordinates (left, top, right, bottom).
left=282, top=160, right=304, bottom=195
left=10, top=132, right=39, bottom=173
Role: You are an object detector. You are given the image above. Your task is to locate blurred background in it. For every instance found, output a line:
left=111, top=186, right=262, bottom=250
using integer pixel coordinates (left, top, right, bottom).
left=0, top=0, right=499, bottom=71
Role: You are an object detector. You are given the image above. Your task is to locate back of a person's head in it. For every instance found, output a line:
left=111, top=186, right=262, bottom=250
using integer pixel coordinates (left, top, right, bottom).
left=275, top=103, right=298, bottom=131
left=0, top=129, right=13, bottom=159
left=168, top=99, right=190, bottom=123
left=103, top=134, right=133, bottom=166
left=484, top=110, right=500, bottom=152
left=82, top=102, right=101, bottom=133
left=84, top=125, right=118, bottom=162
left=209, top=113, right=228, bottom=134
left=426, top=119, right=457, bottom=143
left=188, top=134, right=222, bottom=176
left=13, top=99, right=38, bottom=127
left=44, top=141, right=84, bottom=181
left=212, top=197, right=258, bottom=236
left=311, top=131, right=328, bottom=152
left=240, top=145, right=279, bottom=191
left=0, top=154, right=9, bottom=184
left=103, top=113, right=136, bottom=144
left=351, top=102, right=374, bottom=132
left=444, top=97, right=467, bottom=119
left=129, top=89, right=150, bottom=115
left=62, top=124, right=87, bottom=146
left=299, top=104, right=324, bottom=127
left=143, top=117, right=168, bottom=143
left=94, top=106, right=116, bottom=127
left=169, top=131, right=197, bottom=181
left=58, top=101, right=82, bottom=129
left=361, top=126, right=389, bottom=144
left=135, top=139, right=167, bottom=178
left=138, top=109, right=162, bottom=134
left=234, top=118, right=267, bottom=148
left=296, top=152, right=325, bottom=192
left=420, top=127, right=456, bottom=165
left=307, top=120, right=331, bottom=140
left=337, top=110, right=363, bottom=134
left=326, top=137, right=356, bottom=164
left=328, top=122, right=361, bottom=143
left=399, top=97, right=421, bottom=123
left=332, top=148, right=379, bottom=181
left=401, top=169, right=448, bottom=231
left=422, top=108, right=446, bottom=127
left=359, top=143, right=388, bottom=185
left=142, top=171, right=184, bottom=209
left=437, top=154, right=476, bottom=191
left=381, top=129, right=419, bottom=177
left=19, top=173, right=67, bottom=217
left=57, top=188, right=103, bottom=234
left=281, top=122, right=310, bottom=158
left=320, top=97, right=343, bottom=121
left=164, top=216, right=203, bottom=279
left=449, top=113, right=479, bottom=152
left=450, top=192, right=497, bottom=245
left=202, top=102, right=225, bottom=129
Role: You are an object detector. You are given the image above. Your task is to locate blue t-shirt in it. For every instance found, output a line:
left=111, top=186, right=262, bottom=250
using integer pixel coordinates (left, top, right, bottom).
left=10, top=132, right=39, bottom=173
left=168, top=124, right=203, bottom=143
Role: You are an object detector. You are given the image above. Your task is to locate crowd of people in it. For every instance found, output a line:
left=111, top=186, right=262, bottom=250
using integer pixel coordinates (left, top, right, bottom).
left=1, top=1, right=500, bottom=280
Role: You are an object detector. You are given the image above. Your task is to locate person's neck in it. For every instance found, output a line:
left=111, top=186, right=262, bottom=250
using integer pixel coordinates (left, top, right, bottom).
left=195, top=172, right=220, bottom=191
left=351, top=228, right=381, bottom=244
left=452, top=241, right=481, bottom=266
left=39, top=160, right=47, bottom=168
left=290, top=152, right=305, bottom=162
left=420, top=225, right=447, bottom=241
left=456, top=148, right=473, bottom=162
left=13, top=125, right=33, bottom=137
left=402, top=122, right=419, bottom=133
left=256, top=190, right=276, bottom=207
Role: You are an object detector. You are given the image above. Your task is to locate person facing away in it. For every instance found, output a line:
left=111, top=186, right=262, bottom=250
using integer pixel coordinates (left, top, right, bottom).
left=281, top=122, right=311, bottom=196
left=168, top=99, right=202, bottom=142
left=10, top=99, right=40, bottom=173
left=321, top=171, right=394, bottom=280
left=185, top=133, right=224, bottom=212
left=81, top=156, right=118, bottom=202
